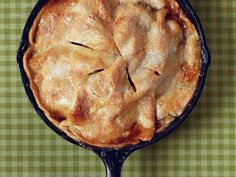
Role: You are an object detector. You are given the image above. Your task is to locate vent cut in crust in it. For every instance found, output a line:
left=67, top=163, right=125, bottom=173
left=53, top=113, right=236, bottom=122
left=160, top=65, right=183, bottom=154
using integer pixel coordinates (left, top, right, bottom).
left=24, top=0, right=200, bottom=148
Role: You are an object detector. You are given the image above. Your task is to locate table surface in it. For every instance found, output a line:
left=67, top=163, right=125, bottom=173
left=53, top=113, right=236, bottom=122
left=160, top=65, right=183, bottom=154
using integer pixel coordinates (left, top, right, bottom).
left=0, top=0, right=236, bottom=176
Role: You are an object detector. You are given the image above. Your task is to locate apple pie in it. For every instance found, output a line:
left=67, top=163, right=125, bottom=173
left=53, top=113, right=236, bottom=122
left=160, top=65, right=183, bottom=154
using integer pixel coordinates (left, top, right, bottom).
left=23, top=0, right=200, bottom=147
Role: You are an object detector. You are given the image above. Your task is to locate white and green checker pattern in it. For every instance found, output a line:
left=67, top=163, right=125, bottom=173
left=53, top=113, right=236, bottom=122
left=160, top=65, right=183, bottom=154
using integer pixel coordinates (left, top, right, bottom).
left=0, top=0, right=235, bottom=176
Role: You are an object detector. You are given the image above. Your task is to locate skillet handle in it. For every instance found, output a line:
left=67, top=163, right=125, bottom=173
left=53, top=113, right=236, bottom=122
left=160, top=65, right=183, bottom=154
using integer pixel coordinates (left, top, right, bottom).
left=94, top=149, right=133, bottom=177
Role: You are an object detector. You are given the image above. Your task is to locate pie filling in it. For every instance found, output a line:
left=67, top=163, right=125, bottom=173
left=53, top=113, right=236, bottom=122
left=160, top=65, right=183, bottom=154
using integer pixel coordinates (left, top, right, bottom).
left=24, top=0, right=200, bottom=147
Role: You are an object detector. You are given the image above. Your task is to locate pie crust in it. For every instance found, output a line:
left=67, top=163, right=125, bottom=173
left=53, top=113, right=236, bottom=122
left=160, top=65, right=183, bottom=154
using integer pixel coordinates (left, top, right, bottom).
left=24, top=0, right=200, bottom=148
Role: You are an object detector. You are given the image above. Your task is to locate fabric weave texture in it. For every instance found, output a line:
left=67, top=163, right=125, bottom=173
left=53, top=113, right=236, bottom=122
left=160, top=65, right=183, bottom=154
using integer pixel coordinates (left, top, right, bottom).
left=0, top=0, right=235, bottom=176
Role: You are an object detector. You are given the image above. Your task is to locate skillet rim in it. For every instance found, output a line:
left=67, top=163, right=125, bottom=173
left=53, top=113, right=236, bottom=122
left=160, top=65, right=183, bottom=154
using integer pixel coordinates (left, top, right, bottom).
left=16, top=0, right=211, bottom=152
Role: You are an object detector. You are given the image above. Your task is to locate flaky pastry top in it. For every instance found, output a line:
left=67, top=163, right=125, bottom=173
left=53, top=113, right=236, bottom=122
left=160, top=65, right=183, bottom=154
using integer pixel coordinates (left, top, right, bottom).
left=24, top=0, right=200, bottom=147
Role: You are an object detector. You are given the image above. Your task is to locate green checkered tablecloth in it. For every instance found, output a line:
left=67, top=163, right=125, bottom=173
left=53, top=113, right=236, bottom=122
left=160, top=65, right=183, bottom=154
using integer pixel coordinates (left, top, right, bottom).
left=0, top=0, right=235, bottom=176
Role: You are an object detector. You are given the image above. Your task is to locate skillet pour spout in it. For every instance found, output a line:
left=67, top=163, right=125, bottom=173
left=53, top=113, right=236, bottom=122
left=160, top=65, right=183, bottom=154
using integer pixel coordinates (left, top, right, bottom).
left=17, top=0, right=210, bottom=176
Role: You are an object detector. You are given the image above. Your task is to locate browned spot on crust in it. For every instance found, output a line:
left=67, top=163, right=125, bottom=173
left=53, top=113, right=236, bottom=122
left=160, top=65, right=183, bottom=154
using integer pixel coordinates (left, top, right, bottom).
left=33, top=74, right=43, bottom=85
left=98, top=0, right=115, bottom=29
left=49, top=110, right=67, bottom=123
left=110, top=123, right=140, bottom=144
left=50, top=112, right=67, bottom=123
left=69, top=94, right=90, bottom=125
left=181, top=63, right=199, bottom=83
left=29, top=55, right=47, bottom=73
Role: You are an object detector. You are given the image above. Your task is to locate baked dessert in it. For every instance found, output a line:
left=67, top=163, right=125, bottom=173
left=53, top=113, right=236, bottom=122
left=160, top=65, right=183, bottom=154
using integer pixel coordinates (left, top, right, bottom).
left=23, top=0, right=200, bottom=148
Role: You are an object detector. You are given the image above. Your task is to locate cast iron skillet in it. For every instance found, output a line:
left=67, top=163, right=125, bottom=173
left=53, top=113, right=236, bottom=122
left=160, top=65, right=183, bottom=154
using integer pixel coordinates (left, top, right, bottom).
left=17, top=0, right=210, bottom=176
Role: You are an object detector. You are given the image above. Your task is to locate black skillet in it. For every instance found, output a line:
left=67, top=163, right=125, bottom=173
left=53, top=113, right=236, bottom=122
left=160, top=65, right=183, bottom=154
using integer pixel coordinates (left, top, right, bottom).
left=17, top=0, right=210, bottom=176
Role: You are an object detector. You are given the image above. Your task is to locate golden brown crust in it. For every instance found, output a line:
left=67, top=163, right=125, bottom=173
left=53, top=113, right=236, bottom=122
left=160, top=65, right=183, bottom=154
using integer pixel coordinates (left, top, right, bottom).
left=23, top=0, right=200, bottom=148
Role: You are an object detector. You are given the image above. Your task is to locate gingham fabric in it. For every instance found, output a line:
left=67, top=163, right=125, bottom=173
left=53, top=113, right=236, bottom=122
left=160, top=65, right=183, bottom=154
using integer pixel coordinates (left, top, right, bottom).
left=0, top=0, right=235, bottom=176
